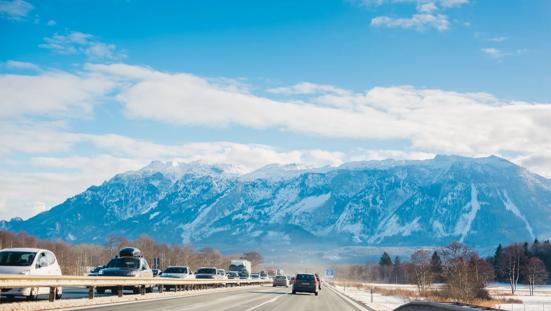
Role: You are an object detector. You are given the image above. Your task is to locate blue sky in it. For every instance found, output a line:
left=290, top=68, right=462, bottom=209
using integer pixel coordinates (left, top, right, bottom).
left=1, top=0, right=551, bottom=220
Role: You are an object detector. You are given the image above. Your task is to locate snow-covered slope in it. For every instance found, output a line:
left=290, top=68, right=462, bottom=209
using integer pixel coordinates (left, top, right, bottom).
left=3, top=155, right=551, bottom=255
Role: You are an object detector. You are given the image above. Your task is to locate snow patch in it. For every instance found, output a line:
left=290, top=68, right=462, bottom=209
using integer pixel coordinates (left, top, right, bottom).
left=453, top=184, right=481, bottom=242
left=432, top=220, right=447, bottom=238
left=502, top=191, right=535, bottom=240
left=149, top=211, right=160, bottom=220
left=369, top=215, right=422, bottom=243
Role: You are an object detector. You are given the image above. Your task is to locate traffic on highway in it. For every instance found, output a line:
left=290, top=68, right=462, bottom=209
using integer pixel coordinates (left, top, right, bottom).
left=0, top=246, right=353, bottom=310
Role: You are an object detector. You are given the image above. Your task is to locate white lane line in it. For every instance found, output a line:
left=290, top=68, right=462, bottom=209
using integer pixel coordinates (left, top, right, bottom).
left=325, top=283, right=373, bottom=311
left=244, top=294, right=284, bottom=311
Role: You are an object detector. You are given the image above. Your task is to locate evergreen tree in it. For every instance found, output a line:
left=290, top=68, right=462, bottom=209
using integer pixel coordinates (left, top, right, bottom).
left=379, top=251, right=393, bottom=266
left=494, top=243, right=504, bottom=281
left=430, top=251, right=443, bottom=282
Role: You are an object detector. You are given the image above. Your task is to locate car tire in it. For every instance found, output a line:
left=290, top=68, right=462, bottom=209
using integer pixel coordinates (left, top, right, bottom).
left=97, top=288, right=105, bottom=294
left=146, top=286, right=153, bottom=293
left=315, top=291, right=318, bottom=296
left=292, top=290, right=296, bottom=295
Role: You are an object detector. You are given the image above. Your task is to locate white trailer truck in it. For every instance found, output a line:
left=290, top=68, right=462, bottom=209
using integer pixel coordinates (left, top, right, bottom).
left=229, top=259, right=252, bottom=279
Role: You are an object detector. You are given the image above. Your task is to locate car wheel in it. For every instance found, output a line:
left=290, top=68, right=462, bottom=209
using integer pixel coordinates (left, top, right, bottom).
left=97, top=288, right=105, bottom=294
left=292, top=290, right=296, bottom=295
left=146, top=286, right=153, bottom=293
left=315, top=291, right=318, bottom=296
left=133, top=287, right=140, bottom=294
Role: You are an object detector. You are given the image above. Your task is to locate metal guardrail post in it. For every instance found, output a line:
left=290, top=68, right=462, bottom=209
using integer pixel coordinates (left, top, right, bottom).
left=140, top=285, right=145, bottom=295
left=117, top=286, right=123, bottom=297
left=88, top=286, right=95, bottom=299
left=48, top=287, right=55, bottom=302
left=159, top=284, right=164, bottom=293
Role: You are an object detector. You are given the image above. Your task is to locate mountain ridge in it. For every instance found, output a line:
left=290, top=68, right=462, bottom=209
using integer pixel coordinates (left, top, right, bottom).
left=2, top=155, right=551, bottom=261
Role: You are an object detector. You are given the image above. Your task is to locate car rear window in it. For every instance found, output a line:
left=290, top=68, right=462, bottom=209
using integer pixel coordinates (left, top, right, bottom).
left=165, top=267, right=188, bottom=274
left=296, top=274, right=314, bottom=281
left=197, top=268, right=216, bottom=274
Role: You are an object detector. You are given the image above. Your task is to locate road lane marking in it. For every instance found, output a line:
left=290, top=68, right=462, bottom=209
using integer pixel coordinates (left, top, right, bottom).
left=244, top=295, right=284, bottom=311
left=325, top=283, right=373, bottom=311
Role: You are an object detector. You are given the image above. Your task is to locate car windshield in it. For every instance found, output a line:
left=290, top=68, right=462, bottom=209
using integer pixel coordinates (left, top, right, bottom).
left=106, top=257, right=140, bottom=269
left=196, top=268, right=216, bottom=274
left=229, top=264, right=245, bottom=271
left=296, top=274, right=314, bottom=281
left=275, top=276, right=286, bottom=280
left=164, top=267, right=188, bottom=274
left=0, top=251, right=36, bottom=266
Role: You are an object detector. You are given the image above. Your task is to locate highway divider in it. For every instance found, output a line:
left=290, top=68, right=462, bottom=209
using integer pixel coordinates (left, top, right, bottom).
left=0, top=275, right=271, bottom=303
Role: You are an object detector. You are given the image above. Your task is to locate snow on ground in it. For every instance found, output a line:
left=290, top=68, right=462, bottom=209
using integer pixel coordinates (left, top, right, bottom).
left=331, top=284, right=409, bottom=311
left=488, top=283, right=551, bottom=311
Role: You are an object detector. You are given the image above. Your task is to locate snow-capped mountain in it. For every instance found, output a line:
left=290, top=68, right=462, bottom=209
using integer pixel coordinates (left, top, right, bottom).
left=3, top=155, right=551, bottom=257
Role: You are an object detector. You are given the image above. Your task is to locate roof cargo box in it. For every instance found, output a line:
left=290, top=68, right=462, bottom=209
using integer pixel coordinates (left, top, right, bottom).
left=119, top=247, right=142, bottom=257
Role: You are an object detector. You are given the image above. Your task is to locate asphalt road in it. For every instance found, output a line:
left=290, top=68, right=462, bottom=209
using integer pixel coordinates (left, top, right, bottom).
left=79, top=284, right=364, bottom=311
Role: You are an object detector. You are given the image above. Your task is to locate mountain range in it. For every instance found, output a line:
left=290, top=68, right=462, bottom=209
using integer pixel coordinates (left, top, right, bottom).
left=2, top=155, right=551, bottom=262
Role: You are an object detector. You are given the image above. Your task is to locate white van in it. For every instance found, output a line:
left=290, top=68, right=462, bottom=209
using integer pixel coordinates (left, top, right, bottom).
left=0, top=248, right=63, bottom=300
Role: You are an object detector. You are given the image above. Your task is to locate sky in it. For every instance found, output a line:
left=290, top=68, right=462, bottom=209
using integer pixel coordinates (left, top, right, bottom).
left=1, top=0, right=550, bottom=220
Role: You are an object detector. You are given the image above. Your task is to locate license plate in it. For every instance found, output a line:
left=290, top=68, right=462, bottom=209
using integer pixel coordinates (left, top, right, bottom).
left=301, top=283, right=310, bottom=286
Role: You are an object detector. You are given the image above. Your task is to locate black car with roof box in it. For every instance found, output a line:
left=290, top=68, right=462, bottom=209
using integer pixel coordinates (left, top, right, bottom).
left=96, top=247, right=154, bottom=295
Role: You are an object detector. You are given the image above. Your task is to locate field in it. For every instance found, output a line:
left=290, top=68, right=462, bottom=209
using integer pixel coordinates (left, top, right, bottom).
left=329, top=281, right=551, bottom=311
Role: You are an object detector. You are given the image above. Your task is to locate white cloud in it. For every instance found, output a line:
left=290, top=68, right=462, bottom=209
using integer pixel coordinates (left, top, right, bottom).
left=0, top=0, right=32, bottom=21
left=439, top=0, right=469, bottom=8
left=2, top=60, right=41, bottom=71
left=488, top=36, right=508, bottom=43
left=46, top=19, right=56, bottom=26
left=0, top=70, right=116, bottom=117
left=39, top=31, right=126, bottom=61
left=0, top=121, right=81, bottom=154
left=481, top=47, right=506, bottom=60
left=356, top=0, right=469, bottom=32
left=372, top=13, right=449, bottom=31
left=267, top=82, right=350, bottom=96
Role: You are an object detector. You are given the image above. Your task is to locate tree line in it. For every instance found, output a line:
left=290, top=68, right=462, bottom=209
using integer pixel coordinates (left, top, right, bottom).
left=0, top=230, right=263, bottom=275
left=336, top=240, right=550, bottom=301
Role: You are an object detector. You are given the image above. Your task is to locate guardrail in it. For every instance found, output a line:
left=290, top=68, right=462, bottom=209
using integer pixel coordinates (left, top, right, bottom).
left=0, top=275, right=271, bottom=303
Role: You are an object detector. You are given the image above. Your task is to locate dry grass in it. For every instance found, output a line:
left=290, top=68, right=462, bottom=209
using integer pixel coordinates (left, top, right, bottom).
left=329, top=280, right=522, bottom=309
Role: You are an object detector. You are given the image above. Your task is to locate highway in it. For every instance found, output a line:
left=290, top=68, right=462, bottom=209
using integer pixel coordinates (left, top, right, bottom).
left=76, top=284, right=366, bottom=311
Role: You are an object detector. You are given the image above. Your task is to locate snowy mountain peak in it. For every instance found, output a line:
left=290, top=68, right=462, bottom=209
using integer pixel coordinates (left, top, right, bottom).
left=241, top=163, right=315, bottom=181
left=4, top=154, right=551, bottom=257
left=138, top=160, right=246, bottom=178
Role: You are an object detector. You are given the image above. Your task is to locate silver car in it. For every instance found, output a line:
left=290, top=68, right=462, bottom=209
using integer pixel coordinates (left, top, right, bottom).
left=272, top=275, right=289, bottom=287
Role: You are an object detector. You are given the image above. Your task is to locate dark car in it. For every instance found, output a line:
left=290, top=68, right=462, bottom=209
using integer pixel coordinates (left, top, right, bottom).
left=195, top=267, right=218, bottom=279
left=227, top=271, right=239, bottom=279
left=88, top=265, right=104, bottom=276
left=96, top=247, right=154, bottom=295
left=292, top=273, right=318, bottom=296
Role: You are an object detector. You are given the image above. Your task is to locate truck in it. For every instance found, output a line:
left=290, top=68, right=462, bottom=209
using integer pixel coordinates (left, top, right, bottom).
left=229, top=259, right=251, bottom=279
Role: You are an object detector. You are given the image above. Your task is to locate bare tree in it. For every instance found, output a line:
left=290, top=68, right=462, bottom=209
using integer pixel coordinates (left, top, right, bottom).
left=523, top=257, right=548, bottom=296
left=411, top=249, right=432, bottom=294
left=500, top=244, right=527, bottom=295
left=241, top=251, right=264, bottom=272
